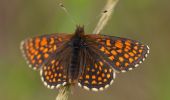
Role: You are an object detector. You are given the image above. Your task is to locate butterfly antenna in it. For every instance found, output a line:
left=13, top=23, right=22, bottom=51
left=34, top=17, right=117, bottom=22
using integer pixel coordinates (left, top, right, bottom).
left=58, top=2, right=77, bottom=25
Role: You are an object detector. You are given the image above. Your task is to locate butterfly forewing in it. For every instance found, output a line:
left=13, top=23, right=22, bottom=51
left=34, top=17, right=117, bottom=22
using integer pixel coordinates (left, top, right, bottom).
left=85, top=34, right=149, bottom=72
left=21, top=33, right=72, bottom=70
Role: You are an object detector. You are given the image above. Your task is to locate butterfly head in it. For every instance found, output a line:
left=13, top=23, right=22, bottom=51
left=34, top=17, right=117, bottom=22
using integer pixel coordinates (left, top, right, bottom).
left=75, top=25, right=85, bottom=36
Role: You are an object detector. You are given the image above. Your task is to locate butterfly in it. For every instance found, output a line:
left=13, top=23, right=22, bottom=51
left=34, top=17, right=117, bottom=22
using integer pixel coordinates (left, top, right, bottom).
left=20, top=25, right=149, bottom=91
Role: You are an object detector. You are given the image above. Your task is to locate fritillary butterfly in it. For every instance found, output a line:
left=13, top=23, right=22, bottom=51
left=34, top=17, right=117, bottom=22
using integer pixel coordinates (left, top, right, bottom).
left=21, top=26, right=149, bottom=91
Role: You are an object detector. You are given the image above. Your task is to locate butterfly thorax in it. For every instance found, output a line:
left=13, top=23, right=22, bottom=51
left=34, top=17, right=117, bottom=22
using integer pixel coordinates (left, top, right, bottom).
left=68, top=26, right=86, bottom=84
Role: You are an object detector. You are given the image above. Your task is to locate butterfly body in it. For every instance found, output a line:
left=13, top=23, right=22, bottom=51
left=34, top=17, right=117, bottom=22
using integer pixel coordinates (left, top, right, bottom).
left=21, top=26, right=150, bottom=91
left=68, top=26, right=86, bottom=83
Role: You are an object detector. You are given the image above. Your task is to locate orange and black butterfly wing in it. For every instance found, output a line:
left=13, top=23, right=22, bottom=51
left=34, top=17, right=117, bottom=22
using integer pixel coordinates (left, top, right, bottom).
left=21, top=33, right=71, bottom=70
left=21, top=33, right=72, bottom=89
left=78, top=47, right=115, bottom=91
left=85, top=34, right=150, bottom=72
left=40, top=44, right=72, bottom=89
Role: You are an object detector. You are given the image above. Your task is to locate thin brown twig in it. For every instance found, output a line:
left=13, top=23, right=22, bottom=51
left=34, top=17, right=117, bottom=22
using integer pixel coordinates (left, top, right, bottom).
left=56, top=85, right=71, bottom=100
left=93, top=0, right=119, bottom=34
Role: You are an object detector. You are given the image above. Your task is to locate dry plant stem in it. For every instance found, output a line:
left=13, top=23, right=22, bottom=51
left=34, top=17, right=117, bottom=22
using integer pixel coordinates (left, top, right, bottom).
left=93, top=0, right=119, bottom=34
left=56, top=0, right=119, bottom=100
left=56, top=85, right=71, bottom=100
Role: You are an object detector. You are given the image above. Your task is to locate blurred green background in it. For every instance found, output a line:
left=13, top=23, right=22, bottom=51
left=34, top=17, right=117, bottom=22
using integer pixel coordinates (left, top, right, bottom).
left=0, top=0, right=170, bottom=100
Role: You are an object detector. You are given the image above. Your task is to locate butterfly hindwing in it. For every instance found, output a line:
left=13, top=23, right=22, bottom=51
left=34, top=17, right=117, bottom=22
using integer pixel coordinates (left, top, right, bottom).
left=78, top=47, right=115, bottom=91
left=40, top=59, right=67, bottom=89
left=85, top=34, right=150, bottom=72
left=21, top=33, right=71, bottom=70
left=40, top=41, right=73, bottom=89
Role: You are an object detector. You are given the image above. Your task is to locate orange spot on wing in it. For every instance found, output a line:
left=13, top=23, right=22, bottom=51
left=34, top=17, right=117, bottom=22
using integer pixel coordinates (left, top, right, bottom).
left=111, top=50, right=117, bottom=55
left=129, top=52, right=135, bottom=56
left=103, top=78, right=107, bottom=82
left=100, top=46, right=105, bottom=52
left=85, top=80, right=89, bottom=84
left=56, top=61, right=59, bottom=66
left=92, top=80, right=97, bottom=84
left=92, top=75, right=96, bottom=79
left=51, top=60, right=55, bottom=64
left=35, top=38, right=40, bottom=48
left=105, top=49, right=110, bottom=54
left=53, top=78, right=56, bottom=82
left=50, top=75, right=54, bottom=78
left=104, top=69, right=108, bottom=73
left=30, top=48, right=35, bottom=54
left=138, top=54, right=141, bottom=57
left=124, top=53, right=129, bottom=58
left=98, top=77, right=102, bottom=81
left=135, top=42, right=139, bottom=45
left=125, top=63, right=129, bottom=67
left=37, top=54, right=41, bottom=59
left=30, top=55, right=34, bottom=60
left=48, top=71, right=52, bottom=75
left=44, top=53, right=49, bottom=58
left=44, top=71, right=48, bottom=75
left=57, top=79, right=61, bottom=82
left=79, top=76, right=83, bottom=80
left=102, top=73, right=105, bottom=77
left=54, top=73, right=57, bottom=77
left=109, top=69, right=112, bottom=73
left=109, top=56, right=115, bottom=60
left=92, top=69, right=95, bottom=72
left=139, top=49, right=143, bottom=53
left=41, top=37, right=47, bottom=46
left=134, top=46, right=138, bottom=50
left=98, top=82, right=102, bottom=84
left=117, top=49, right=122, bottom=53
left=63, top=75, right=66, bottom=79
left=40, top=47, right=44, bottom=51
left=125, top=40, right=131, bottom=46
left=34, top=51, right=38, bottom=55
left=97, top=38, right=102, bottom=42
left=94, top=64, right=98, bottom=68
left=99, top=66, right=102, bottom=71
left=29, top=42, right=33, bottom=47
left=129, top=58, right=134, bottom=63
left=115, top=40, right=123, bottom=48
left=135, top=57, right=138, bottom=60
left=119, top=57, right=124, bottom=62
left=53, top=45, right=57, bottom=51
left=124, top=48, right=129, bottom=52
left=58, top=73, right=62, bottom=77
left=99, top=61, right=104, bottom=66
left=116, top=62, right=120, bottom=67
left=50, top=38, right=55, bottom=44
left=31, top=59, right=35, bottom=64
left=125, top=46, right=131, bottom=50
left=46, top=76, right=49, bottom=80
left=106, top=39, right=111, bottom=46
left=107, top=74, right=111, bottom=78
left=133, top=50, right=137, bottom=54
left=43, top=48, right=48, bottom=53
left=86, top=75, right=90, bottom=79
left=58, top=37, right=62, bottom=42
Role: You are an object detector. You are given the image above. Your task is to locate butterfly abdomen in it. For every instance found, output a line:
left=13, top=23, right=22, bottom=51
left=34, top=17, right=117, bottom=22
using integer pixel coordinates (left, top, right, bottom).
left=69, top=47, right=80, bottom=83
left=68, top=31, right=84, bottom=83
